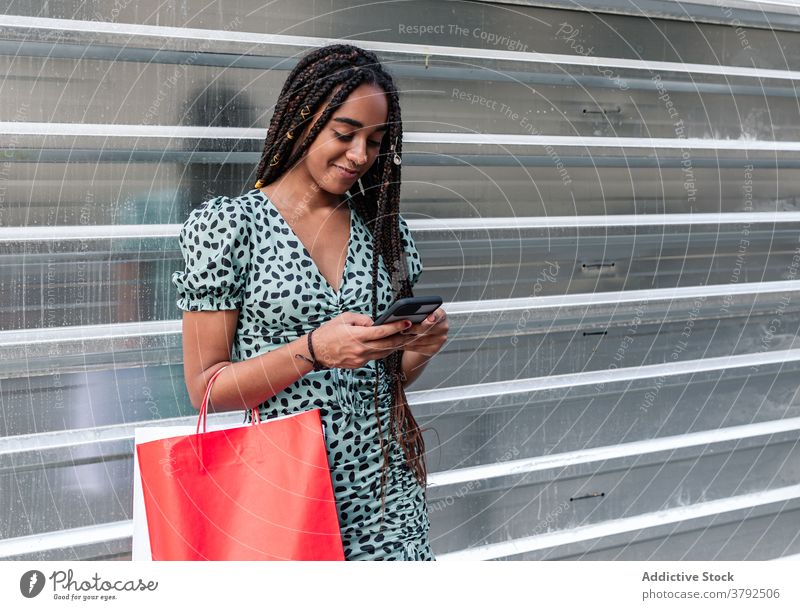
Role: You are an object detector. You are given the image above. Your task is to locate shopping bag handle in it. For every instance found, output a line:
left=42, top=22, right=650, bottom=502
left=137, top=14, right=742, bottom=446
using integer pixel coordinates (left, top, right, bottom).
left=197, top=365, right=261, bottom=434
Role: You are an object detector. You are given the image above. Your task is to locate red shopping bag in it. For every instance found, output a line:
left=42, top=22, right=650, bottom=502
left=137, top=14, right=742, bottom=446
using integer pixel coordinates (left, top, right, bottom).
left=136, top=366, right=345, bottom=560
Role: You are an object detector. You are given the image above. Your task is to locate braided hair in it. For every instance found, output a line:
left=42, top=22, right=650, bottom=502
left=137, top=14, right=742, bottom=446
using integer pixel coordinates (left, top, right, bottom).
left=252, top=43, right=428, bottom=521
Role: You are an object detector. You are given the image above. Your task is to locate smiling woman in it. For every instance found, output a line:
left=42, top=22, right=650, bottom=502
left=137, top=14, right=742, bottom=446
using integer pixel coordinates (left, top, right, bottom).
left=171, top=43, right=448, bottom=561
left=262, top=81, right=391, bottom=196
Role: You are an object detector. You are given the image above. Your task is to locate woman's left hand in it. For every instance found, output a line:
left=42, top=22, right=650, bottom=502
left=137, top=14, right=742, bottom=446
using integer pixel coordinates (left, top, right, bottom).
left=399, top=307, right=448, bottom=356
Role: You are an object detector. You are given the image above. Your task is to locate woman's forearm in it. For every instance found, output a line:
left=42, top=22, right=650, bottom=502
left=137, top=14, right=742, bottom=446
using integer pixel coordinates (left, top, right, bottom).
left=192, top=336, right=316, bottom=413
left=194, top=341, right=433, bottom=413
left=401, top=349, right=434, bottom=388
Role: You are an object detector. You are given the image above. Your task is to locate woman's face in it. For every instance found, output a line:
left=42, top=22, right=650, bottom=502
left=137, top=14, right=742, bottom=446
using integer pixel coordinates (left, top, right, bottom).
left=294, top=82, right=389, bottom=196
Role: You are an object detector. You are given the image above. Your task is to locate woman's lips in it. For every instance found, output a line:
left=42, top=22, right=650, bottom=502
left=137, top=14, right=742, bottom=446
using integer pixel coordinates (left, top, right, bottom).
left=334, top=165, right=358, bottom=179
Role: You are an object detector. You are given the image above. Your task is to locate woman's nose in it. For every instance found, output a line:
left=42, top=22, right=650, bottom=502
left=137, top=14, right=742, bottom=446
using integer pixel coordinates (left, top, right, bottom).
left=346, top=142, right=368, bottom=166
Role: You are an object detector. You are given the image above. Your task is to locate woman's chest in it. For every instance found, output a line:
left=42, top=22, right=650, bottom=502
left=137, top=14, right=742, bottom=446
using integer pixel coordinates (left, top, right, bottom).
left=239, top=218, right=396, bottom=336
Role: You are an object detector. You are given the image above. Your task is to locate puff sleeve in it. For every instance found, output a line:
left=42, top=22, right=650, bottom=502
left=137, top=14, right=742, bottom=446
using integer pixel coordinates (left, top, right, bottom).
left=171, top=195, right=252, bottom=311
left=398, top=214, right=424, bottom=289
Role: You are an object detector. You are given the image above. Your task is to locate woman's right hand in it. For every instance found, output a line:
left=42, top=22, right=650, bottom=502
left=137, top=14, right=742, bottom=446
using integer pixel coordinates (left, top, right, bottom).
left=311, top=312, right=413, bottom=369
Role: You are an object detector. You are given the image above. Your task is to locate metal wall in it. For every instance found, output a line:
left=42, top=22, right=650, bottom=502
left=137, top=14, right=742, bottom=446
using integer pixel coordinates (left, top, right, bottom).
left=1, top=0, right=800, bottom=560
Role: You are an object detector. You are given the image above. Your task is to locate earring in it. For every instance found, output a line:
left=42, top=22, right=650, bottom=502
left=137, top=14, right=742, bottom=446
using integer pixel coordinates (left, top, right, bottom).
left=357, top=178, right=366, bottom=197
left=391, top=136, right=401, bottom=165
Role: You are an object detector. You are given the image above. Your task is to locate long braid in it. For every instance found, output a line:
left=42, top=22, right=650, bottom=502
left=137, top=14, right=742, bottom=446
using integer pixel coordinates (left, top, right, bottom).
left=370, top=97, right=428, bottom=524
left=252, top=44, right=429, bottom=522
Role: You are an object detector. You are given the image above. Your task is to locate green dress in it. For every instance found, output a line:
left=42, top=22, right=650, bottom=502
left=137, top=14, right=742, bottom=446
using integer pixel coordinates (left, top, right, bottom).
left=171, top=188, right=434, bottom=560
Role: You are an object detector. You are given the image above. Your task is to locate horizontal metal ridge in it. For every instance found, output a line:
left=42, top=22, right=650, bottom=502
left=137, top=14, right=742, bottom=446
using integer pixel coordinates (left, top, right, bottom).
left=445, top=279, right=800, bottom=315
left=4, top=213, right=800, bottom=242
left=0, top=121, right=257, bottom=139
left=408, top=213, right=800, bottom=230
left=437, top=483, right=800, bottom=560
left=0, top=223, right=180, bottom=242
left=8, top=151, right=800, bottom=168
left=411, top=133, right=800, bottom=151
left=2, top=280, right=799, bottom=349
left=3, top=15, right=800, bottom=81
left=5, top=121, right=800, bottom=152
left=2, top=484, right=798, bottom=559
left=0, top=280, right=800, bottom=360
left=410, top=347, right=800, bottom=406
left=672, top=0, right=800, bottom=12
left=0, top=521, right=132, bottom=559
left=0, top=319, right=181, bottom=346
left=0, top=410, right=246, bottom=456
left=495, top=0, right=800, bottom=32
left=1, top=54, right=793, bottom=102
left=3, top=345, right=800, bottom=457
left=508, top=0, right=800, bottom=15
left=427, top=416, right=800, bottom=488
left=3, top=487, right=797, bottom=559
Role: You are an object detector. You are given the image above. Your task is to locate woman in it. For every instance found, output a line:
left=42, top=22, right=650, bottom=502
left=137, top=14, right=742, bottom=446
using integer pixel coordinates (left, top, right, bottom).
left=171, top=43, right=448, bottom=560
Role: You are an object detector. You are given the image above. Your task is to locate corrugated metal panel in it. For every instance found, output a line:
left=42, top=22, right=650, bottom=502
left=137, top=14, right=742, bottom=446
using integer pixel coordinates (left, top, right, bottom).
left=1, top=1, right=799, bottom=560
left=490, top=0, right=800, bottom=32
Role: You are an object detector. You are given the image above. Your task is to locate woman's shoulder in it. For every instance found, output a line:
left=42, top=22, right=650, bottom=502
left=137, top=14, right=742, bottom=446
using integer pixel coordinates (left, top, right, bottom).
left=179, top=190, right=267, bottom=245
left=173, top=190, right=261, bottom=311
left=184, top=189, right=260, bottom=226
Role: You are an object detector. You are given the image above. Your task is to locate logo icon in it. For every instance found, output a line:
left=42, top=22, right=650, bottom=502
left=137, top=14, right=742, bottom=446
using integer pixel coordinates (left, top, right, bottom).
left=20, top=570, right=46, bottom=598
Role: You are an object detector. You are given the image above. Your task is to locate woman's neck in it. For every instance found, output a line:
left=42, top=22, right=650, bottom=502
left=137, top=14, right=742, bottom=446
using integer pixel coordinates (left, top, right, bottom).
left=262, top=167, right=345, bottom=213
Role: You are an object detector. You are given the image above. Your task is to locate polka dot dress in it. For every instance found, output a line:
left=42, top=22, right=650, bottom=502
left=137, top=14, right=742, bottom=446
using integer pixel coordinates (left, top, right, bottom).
left=171, top=188, right=434, bottom=560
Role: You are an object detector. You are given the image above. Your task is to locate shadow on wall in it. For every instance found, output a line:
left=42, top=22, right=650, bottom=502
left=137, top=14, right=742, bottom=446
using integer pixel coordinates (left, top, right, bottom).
left=114, top=82, right=260, bottom=323
left=65, top=84, right=261, bottom=510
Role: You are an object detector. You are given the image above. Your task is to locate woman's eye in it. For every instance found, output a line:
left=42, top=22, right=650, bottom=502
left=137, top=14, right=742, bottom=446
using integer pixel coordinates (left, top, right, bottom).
left=333, top=131, right=381, bottom=146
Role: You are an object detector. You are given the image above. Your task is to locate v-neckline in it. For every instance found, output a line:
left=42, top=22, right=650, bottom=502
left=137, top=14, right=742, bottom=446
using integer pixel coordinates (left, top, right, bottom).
left=254, top=188, right=353, bottom=297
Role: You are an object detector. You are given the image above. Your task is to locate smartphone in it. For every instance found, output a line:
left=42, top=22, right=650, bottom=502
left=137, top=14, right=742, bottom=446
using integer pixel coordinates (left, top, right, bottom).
left=373, top=296, right=443, bottom=326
